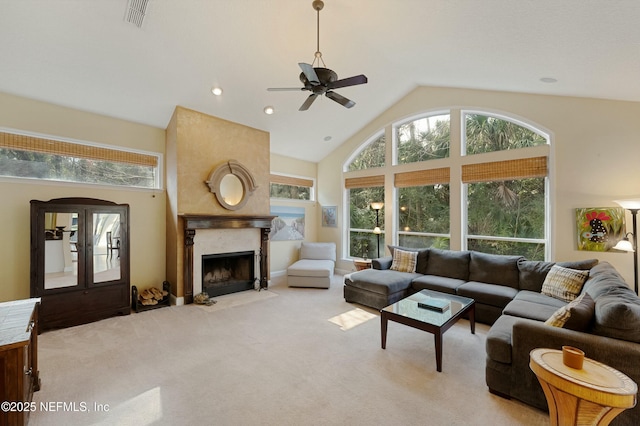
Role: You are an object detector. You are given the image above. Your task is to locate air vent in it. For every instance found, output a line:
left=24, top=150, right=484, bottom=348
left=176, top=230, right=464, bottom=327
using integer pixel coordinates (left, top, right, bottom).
left=125, top=0, right=150, bottom=28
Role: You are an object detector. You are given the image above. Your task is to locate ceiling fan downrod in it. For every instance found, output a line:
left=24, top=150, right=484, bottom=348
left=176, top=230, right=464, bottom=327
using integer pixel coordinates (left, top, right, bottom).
left=312, top=0, right=325, bottom=68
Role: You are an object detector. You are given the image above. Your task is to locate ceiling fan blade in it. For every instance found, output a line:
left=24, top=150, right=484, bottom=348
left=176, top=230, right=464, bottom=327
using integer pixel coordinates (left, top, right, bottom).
left=327, top=74, right=368, bottom=90
left=299, top=63, right=320, bottom=85
left=267, top=87, right=305, bottom=91
left=326, top=91, right=355, bottom=108
left=299, top=94, right=319, bottom=111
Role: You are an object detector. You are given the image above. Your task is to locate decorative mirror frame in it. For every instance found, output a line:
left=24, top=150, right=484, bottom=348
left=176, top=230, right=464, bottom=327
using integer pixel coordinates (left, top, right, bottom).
left=205, top=159, right=257, bottom=210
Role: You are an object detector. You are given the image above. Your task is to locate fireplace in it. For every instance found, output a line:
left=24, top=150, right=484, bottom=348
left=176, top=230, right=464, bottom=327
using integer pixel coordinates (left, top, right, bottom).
left=181, top=214, right=275, bottom=304
left=202, top=251, right=255, bottom=297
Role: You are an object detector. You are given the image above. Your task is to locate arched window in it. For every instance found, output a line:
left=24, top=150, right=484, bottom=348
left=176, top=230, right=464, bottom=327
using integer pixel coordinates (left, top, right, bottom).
left=344, top=109, right=550, bottom=260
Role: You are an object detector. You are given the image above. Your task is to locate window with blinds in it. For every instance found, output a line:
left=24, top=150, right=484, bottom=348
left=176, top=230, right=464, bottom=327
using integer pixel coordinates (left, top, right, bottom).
left=0, top=130, right=161, bottom=188
left=343, top=110, right=550, bottom=260
left=269, top=173, right=314, bottom=201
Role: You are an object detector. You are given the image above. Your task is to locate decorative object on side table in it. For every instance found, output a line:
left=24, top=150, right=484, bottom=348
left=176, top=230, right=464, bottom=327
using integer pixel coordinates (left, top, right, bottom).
left=613, top=199, right=640, bottom=294
left=530, top=348, right=637, bottom=426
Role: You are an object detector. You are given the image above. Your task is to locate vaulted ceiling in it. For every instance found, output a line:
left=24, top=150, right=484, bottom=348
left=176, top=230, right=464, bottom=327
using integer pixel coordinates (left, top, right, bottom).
left=1, top=1, right=639, bottom=162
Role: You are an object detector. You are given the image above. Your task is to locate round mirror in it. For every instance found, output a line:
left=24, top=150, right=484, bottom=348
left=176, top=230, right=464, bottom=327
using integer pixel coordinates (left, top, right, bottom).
left=205, top=160, right=257, bottom=211
left=220, top=174, right=244, bottom=206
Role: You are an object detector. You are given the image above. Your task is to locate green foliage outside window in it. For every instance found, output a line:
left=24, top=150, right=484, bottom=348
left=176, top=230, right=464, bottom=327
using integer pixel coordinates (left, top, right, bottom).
left=269, top=183, right=311, bottom=200
left=465, top=114, right=546, bottom=155
left=396, top=114, right=450, bottom=164
left=467, top=178, right=546, bottom=260
left=0, top=148, right=156, bottom=188
left=347, top=134, right=385, bottom=171
left=349, top=187, right=384, bottom=258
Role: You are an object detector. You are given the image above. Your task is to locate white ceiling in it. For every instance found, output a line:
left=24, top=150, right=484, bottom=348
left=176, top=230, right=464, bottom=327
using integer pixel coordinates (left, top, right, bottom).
left=1, top=1, right=639, bottom=163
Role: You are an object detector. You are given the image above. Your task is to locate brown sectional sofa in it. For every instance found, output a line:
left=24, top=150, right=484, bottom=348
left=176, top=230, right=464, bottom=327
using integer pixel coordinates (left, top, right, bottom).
left=343, top=247, right=640, bottom=425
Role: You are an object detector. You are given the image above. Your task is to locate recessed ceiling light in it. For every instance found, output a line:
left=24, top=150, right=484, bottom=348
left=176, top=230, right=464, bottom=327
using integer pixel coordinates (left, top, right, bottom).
left=211, top=87, right=223, bottom=96
left=540, top=77, right=557, bottom=83
left=263, top=106, right=274, bottom=115
left=324, top=136, right=332, bottom=141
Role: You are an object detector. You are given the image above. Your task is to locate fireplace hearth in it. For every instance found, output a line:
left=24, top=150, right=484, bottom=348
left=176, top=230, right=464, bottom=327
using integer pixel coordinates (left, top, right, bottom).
left=202, top=251, right=255, bottom=297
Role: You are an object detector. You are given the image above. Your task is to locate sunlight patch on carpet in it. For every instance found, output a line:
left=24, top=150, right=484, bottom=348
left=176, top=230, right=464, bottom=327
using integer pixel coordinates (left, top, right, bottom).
left=328, top=308, right=377, bottom=331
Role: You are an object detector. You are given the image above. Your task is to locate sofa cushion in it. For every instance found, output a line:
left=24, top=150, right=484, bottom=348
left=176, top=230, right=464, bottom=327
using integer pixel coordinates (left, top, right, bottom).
left=541, top=265, right=589, bottom=302
left=518, top=258, right=598, bottom=292
left=592, top=290, right=640, bottom=343
left=344, top=269, right=418, bottom=295
left=457, top=281, right=519, bottom=308
left=469, top=252, right=522, bottom=289
left=512, top=290, right=568, bottom=308
left=287, top=259, right=334, bottom=277
left=485, top=314, right=519, bottom=364
left=387, top=245, right=429, bottom=274
left=299, top=242, right=336, bottom=261
left=544, top=293, right=595, bottom=331
left=390, top=249, right=418, bottom=273
left=503, top=299, right=562, bottom=322
left=410, top=275, right=466, bottom=295
left=425, top=248, right=470, bottom=280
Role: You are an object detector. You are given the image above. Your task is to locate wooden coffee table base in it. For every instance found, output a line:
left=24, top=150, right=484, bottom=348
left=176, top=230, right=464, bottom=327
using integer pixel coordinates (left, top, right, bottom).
left=380, top=291, right=475, bottom=372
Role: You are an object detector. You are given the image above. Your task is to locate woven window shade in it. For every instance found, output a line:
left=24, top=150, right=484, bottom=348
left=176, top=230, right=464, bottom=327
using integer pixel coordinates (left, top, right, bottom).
left=462, top=156, right=547, bottom=183
left=0, top=131, right=158, bottom=167
left=395, top=168, right=450, bottom=188
left=270, top=174, right=314, bottom=188
left=344, top=175, right=385, bottom=189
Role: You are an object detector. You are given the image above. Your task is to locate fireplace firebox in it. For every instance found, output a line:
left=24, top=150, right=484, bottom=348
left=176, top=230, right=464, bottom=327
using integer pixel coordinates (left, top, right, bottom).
left=202, top=251, right=255, bottom=297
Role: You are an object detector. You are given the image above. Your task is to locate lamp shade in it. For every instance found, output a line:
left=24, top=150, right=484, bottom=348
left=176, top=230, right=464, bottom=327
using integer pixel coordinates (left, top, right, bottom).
left=373, top=226, right=382, bottom=234
left=613, top=238, right=635, bottom=252
left=614, top=199, right=640, bottom=210
left=370, top=202, right=384, bottom=210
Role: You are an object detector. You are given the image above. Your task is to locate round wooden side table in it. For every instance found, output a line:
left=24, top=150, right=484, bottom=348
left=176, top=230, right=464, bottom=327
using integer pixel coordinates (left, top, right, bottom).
left=530, top=348, right=637, bottom=426
left=353, top=259, right=372, bottom=271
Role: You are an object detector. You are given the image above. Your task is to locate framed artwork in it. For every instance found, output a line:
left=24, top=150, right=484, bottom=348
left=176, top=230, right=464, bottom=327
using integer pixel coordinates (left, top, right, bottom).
left=322, top=206, right=337, bottom=227
left=270, top=206, right=305, bottom=241
left=575, top=207, right=625, bottom=251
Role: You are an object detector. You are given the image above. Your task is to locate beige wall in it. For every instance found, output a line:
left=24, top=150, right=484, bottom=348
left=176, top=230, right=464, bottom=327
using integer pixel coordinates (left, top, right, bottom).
left=269, top=153, right=318, bottom=274
left=165, top=107, right=271, bottom=298
left=0, top=92, right=166, bottom=302
left=319, top=86, right=640, bottom=286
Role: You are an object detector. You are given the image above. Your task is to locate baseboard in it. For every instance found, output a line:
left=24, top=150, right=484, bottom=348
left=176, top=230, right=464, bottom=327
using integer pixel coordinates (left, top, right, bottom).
left=271, top=269, right=287, bottom=278
left=171, top=294, right=184, bottom=306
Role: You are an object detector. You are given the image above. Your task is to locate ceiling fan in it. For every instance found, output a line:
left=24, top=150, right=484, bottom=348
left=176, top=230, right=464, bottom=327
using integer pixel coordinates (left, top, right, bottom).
left=267, top=0, right=368, bottom=111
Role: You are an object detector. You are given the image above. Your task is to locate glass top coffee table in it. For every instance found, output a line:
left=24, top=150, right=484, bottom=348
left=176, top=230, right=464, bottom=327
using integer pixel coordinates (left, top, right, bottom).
left=380, top=289, right=475, bottom=372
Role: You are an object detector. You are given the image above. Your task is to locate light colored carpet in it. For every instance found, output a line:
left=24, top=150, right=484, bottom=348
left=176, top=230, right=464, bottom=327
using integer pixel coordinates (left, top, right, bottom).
left=30, top=276, right=548, bottom=426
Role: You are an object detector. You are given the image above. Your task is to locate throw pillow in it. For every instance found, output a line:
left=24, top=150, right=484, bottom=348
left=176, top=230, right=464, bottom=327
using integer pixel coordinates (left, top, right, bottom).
left=390, top=249, right=418, bottom=273
left=544, top=293, right=595, bottom=331
left=541, top=265, right=590, bottom=302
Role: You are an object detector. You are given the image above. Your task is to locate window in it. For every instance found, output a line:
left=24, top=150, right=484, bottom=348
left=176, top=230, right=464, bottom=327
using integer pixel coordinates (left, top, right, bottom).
left=465, top=113, right=546, bottom=155
left=346, top=133, right=385, bottom=171
left=0, top=130, right=160, bottom=189
left=345, top=175, right=384, bottom=259
left=344, top=109, right=550, bottom=261
left=395, top=167, right=450, bottom=249
left=269, top=174, right=314, bottom=201
left=395, top=114, right=450, bottom=164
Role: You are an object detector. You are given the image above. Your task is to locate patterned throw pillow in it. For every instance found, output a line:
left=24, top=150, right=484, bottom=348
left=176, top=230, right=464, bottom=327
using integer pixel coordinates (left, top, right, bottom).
left=541, top=264, right=590, bottom=302
left=390, top=249, right=418, bottom=273
left=544, top=293, right=595, bottom=331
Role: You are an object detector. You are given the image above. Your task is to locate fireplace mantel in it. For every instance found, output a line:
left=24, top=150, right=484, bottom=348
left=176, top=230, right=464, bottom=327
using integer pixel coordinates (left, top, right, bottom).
left=180, top=214, right=275, bottom=304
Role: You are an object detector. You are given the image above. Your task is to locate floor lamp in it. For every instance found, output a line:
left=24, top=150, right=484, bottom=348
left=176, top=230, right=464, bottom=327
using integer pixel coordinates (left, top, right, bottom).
left=371, top=202, right=384, bottom=259
left=614, top=200, right=640, bottom=294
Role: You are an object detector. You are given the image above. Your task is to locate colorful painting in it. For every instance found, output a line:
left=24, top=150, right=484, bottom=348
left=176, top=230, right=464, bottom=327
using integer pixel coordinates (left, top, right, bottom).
left=576, top=207, right=625, bottom=251
left=322, top=206, right=337, bottom=227
left=270, top=206, right=305, bottom=241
